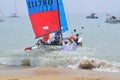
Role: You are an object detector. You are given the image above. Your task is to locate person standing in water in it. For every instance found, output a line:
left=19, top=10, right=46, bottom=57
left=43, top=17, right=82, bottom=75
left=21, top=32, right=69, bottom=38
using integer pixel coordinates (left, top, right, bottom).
left=73, top=29, right=83, bottom=46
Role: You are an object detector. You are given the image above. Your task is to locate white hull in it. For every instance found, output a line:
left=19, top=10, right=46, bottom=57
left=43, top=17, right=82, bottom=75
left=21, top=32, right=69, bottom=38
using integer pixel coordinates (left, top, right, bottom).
left=105, top=19, right=120, bottom=24
left=24, top=37, right=83, bottom=51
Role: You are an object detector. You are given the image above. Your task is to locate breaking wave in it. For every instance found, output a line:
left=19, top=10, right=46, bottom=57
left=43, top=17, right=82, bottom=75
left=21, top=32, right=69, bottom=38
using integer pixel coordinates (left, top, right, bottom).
left=0, top=46, right=120, bottom=73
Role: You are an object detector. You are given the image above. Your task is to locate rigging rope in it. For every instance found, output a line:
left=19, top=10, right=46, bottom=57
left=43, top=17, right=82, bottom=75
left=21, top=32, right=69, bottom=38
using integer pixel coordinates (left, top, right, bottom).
left=63, top=0, right=73, bottom=35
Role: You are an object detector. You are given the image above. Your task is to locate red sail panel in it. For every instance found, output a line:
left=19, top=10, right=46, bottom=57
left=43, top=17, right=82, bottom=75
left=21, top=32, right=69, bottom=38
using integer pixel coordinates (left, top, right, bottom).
left=29, top=11, right=60, bottom=38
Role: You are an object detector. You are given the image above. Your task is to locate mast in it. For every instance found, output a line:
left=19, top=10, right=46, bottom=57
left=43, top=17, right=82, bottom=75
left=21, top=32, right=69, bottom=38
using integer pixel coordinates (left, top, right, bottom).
left=0, top=9, right=5, bottom=17
left=0, top=9, right=5, bottom=21
left=15, top=2, right=17, bottom=15
left=56, top=0, right=63, bottom=39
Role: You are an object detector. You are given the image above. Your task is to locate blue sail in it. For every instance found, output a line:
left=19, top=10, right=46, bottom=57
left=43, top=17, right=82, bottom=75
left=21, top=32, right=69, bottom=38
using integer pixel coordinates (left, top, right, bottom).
left=58, top=0, right=68, bottom=33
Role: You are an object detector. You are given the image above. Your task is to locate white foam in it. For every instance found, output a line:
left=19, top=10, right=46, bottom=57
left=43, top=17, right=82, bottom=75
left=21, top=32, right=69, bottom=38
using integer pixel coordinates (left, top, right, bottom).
left=93, top=67, right=120, bottom=73
left=67, top=65, right=79, bottom=69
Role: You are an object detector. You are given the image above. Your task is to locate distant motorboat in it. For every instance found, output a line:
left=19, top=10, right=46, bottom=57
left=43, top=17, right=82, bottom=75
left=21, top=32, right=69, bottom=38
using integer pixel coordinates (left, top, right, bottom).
left=86, top=13, right=98, bottom=19
left=105, top=16, right=120, bottom=24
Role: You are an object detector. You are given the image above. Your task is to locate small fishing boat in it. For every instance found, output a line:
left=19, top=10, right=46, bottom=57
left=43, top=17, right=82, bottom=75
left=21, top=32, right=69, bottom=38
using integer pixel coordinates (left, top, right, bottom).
left=86, top=13, right=98, bottom=19
left=105, top=16, right=120, bottom=24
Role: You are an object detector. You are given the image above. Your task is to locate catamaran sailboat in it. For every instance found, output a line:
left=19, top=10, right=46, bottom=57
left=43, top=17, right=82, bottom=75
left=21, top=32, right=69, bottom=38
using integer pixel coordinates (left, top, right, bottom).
left=0, top=9, right=5, bottom=22
left=9, top=2, right=20, bottom=18
left=24, top=0, right=82, bottom=51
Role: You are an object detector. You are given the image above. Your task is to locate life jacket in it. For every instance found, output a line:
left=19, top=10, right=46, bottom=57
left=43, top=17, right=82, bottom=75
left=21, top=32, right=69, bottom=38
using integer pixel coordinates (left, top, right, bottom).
left=42, top=34, right=50, bottom=42
left=69, top=36, right=77, bottom=41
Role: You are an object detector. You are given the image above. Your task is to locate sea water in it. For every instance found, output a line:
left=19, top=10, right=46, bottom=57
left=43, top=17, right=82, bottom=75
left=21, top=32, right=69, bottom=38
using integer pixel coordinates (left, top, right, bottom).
left=0, top=14, right=120, bottom=72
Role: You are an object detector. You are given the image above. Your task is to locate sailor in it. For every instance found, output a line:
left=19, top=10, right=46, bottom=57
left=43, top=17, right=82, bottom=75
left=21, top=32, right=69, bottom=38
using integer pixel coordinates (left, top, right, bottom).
left=51, top=31, right=62, bottom=45
left=75, top=34, right=83, bottom=46
left=75, top=34, right=79, bottom=44
left=68, top=35, right=78, bottom=44
left=35, top=34, right=50, bottom=45
left=73, top=29, right=77, bottom=32
left=72, top=29, right=79, bottom=44
left=41, top=34, right=50, bottom=44
left=91, top=13, right=95, bottom=18
left=71, top=29, right=82, bottom=46
left=112, top=16, right=116, bottom=19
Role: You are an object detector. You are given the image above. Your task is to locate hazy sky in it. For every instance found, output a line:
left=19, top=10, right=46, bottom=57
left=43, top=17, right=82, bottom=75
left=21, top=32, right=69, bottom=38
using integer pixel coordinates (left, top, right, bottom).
left=0, top=0, right=120, bottom=16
